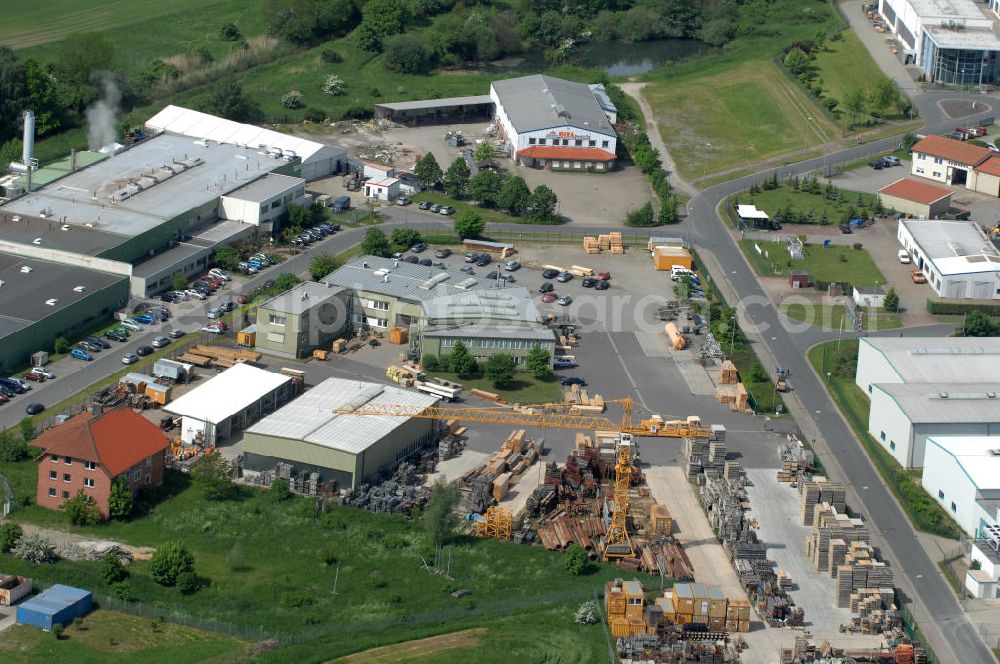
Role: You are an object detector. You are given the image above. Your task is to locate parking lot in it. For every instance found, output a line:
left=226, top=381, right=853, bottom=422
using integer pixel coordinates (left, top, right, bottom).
left=300, top=121, right=653, bottom=227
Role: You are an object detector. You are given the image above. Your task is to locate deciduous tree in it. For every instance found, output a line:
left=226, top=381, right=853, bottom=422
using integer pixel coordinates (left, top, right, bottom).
left=443, top=157, right=471, bottom=198
left=453, top=210, right=485, bottom=239
left=414, top=152, right=443, bottom=185
left=497, top=176, right=530, bottom=216
left=527, top=184, right=558, bottom=223
left=108, top=477, right=133, bottom=520
left=484, top=353, right=516, bottom=388
left=309, top=254, right=339, bottom=281
left=468, top=171, right=502, bottom=207
left=150, top=541, right=195, bottom=586
left=191, top=451, right=237, bottom=500
left=525, top=347, right=552, bottom=377
left=423, top=479, right=459, bottom=547
left=448, top=340, right=477, bottom=376
left=361, top=227, right=391, bottom=257
left=64, top=490, right=101, bottom=526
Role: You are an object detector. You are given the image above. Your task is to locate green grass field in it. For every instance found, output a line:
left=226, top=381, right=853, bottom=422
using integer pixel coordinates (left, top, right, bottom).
left=741, top=240, right=885, bottom=287
left=781, top=303, right=901, bottom=330
left=808, top=341, right=962, bottom=540
left=812, top=30, right=910, bottom=122
left=737, top=183, right=879, bottom=226
left=0, top=610, right=249, bottom=663
left=426, top=370, right=562, bottom=404
left=0, top=466, right=645, bottom=663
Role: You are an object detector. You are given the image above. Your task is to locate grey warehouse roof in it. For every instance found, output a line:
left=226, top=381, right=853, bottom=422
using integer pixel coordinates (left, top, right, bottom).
left=375, top=95, right=493, bottom=112
left=861, top=337, right=1000, bottom=384
left=258, top=281, right=347, bottom=315
left=900, top=220, right=997, bottom=261
left=0, top=252, right=125, bottom=332
left=422, top=287, right=542, bottom=323
left=1, top=132, right=290, bottom=243
left=421, top=326, right=555, bottom=341
left=326, top=255, right=499, bottom=302
left=873, top=382, right=1000, bottom=423
left=222, top=173, right=304, bottom=203
left=246, top=377, right=437, bottom=454
left=492, top=75, right=615, bottom=136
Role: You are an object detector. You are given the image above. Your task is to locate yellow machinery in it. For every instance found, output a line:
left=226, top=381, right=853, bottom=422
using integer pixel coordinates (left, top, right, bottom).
left=475, top=505, right=513, bottom=541
left=334, top=397, right=710, bottom=560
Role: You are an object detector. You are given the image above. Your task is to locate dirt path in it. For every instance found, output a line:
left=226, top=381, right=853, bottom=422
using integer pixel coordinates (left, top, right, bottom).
left=619, top=82, right=697, bottom=198
left=331, top=628, right=487, bottom=663
left=10, top=522, right=154, bottom=561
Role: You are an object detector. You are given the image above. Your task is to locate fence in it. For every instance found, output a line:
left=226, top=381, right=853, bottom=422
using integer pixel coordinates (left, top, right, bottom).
left=487, top=229, right=652, bottom=247
left=898, top=603, right=942, bottom=664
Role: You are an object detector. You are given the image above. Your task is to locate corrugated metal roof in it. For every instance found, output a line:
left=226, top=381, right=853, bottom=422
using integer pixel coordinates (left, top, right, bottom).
left=491, top=75, right=614, bottom=136
left=375, top=95, right=494, bottom=112
left=18, top=584, right=90, bottom=616
left=246, top=377, right=437, bottom=454
left=862, top=337, right=1000, bottom=384
left=224, top=174, right=304, bottom=203
left=421, top=326, right=554, bottom=341
left=422, top=288, right=540, bottom=322
left=326, top=256, right=497, bottom=302
left=259, top=282, right=347, bottom=315
left=164, top=364, right=291, bottom=423
left=873, top=382, right=1000, bottom=423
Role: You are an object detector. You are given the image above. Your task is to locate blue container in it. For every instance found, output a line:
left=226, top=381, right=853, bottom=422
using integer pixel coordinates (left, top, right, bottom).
left=16, top=584, right=92, bottom=630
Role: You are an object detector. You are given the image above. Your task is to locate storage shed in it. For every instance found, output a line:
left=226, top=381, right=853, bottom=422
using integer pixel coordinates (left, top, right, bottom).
left=652, top=246, right=692, bottom=271
left=153, top=358, right=191, bottom=383
left=16, top=584, right=92, bottom=630
left=363, top=176, right=400, bottom=201
left=852, top=285, right=885, bottom=308
left=879, top=178, right=953, bottom=219
left=237, top=324, right=257, bottom=348
left=789, top=271, right=810, bottom=288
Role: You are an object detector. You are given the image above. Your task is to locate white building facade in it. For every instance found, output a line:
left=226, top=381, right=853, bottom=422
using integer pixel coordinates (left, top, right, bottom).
left=218, top=174, right=307, bottom=233
left=897, top=219, right=1000, bottom=300
left=921, top=435, right=1000, bottom=536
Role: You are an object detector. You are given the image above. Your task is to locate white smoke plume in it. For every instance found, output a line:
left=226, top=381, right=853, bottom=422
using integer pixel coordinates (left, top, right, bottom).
left=86, top=74, right=122, bottom=150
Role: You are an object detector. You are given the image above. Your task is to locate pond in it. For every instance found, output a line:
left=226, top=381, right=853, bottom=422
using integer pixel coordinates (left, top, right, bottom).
left=491, top=39, right=715, bottom=77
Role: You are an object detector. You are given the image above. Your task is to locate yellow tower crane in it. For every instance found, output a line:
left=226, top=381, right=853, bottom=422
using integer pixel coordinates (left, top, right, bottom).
left=334, top=397, right=711, bottom=560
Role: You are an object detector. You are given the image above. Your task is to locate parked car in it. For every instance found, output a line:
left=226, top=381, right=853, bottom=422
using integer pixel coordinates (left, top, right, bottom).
left=839, top=224, right=853, bottom=234
left=71, top=348, right=93, bottom=361
left=135, top=314, right=155, bottom=324
left=553, top=357, right=577, bottom=368
left=430, top=204, right=442, bottom=213
left=769, top=220, right=783, bottom=231
left=882, top=155, right=901, bottom=166
left=121, top=319, right=142, bottom=331
left=31, top=367, right=54, bottom=380
left=395, top=195, right=411, bottom=206
left=411, top=242, right=427, bottom=253
left=136, top=345, right=154, bottom=357
left=434, top=248, right=452, bottom=258
left=582, top=277, right=597, bottom=288
left=151, top=336, right=170, bottom=348
left=209, top=268, right=230, bottom=281
left=419, top=201, right=432, bottom=210
left=432, top=261, right=446, bottom=269
left=25, top=403, right=44, bottom=415
left=105, top=330, right=127, bottom=342
left=206, top=308, right=222, bottom=319
left=168, top=328, right=185, bottom=339
left=556, top=271, right=573, bottom=282
left=898, top=250, right=911, bottom=264
left=538, top=282, right=554, bottom=293
left=504, top=260, right=521, bottom=271
left=77, top=341, right=101, bottom=354
left=220, top=300, right=236, bottom=312
left=542, top=268, right=560, bottom=279
left=476, top=254, right=492, bottom=266
left=170, top=290, right=188, bottom=301
left=418, top=258, right=432, bottom=267
left=0, top=377, right=24, bottom=394
left=557, top=295, right=573, bottom=306
left=160, top=294, right=175, bottom=303
left=459, top=266, right=474, bottom=275
left=403, top=255, right=419, bottom=264
left=207, top=320, right=228, bottom=331
left=464, top=252, right=480, bottom=263
left=499, top=274, right=515, bottom=283
left=201, top=325, right=224, bottom=334
left=911, top=270, right=927, bottom=284
left=596, top=271, right=611, bottom=281
left=540, top=292, right=558, bottom=303
left=121, top=353, right=138, bottom=365
left=559, top=376, right=586, bottom=386
left=185, top=289, right=207, bottom=301
left=594, top=279, right=610, bottom=291
left=85, top=335, right=111, bottom=349
left=22, top=372, right=43, bottom=383
left=868, top=160, right=884, bottom=170
left=438, top=206, right=454, bottom=215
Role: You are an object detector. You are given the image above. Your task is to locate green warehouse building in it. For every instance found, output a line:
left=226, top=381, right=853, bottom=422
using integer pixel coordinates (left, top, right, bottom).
left=322, top=256, right=555, bottom=364
left=254, top=282, right=351, bottom=358
left=242, top=377, right=438, bottom=489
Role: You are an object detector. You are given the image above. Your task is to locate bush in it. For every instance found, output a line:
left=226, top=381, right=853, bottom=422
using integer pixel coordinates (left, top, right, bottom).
left=220, top=23, right=242, bottom=41
left=564, top=543, right=589, bottom=576
left=927, top=300, right=1000, bottom=316
left=101, top=554, right=128, bottom=584
left=525, top=347, right=552, bottom=378
left=0, top=522, right=23, bottom=553
left=321, top=547, right=339, bottom=566
left=852, top=242, right=863, bottom=250
left=176, top=571, right=200, bottom=595
left=322, top=74, right=345, bottom=97
left=484, top=354, right=516, bottom=389
left=112, top=580, right=136, bottom=601
left=11, top=533, right=57, bottom=564
left=281, top=90, right=304, bottom=109
left=421, top=353, right=439, bottom=371
left=453, top=210, right=486, bottom=239
left=266, top=478, right=291, bottom=502
left=625, top=202, right=656, bottom=227
left=64, top=490, right=101, bottom=526
left=108, top=477, right=133, bottom=520
left=304, top=108, right=326, bottom=123
left=191, top=451, right=237, bottom=500
left=383, top=34, right=433, bottom=74
left=54, top=337, right=71, bottom=354
left=0, top=430, right=28, bottom=462
left=319, top=47, right=343, bottom=64
left=447, top=341, right=477, bottom=376
left=150, top=541, right=195, bottom=586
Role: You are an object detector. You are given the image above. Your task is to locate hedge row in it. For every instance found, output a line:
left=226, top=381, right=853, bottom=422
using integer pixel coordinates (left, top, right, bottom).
left=926, top=300, right=1000, bottom=316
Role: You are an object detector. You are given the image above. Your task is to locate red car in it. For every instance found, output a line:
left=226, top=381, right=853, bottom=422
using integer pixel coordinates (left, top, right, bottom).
left=0, top=392, right=9, bottom=403
left=207, top=320, right=228, bottom=331
left=236, top=294, right=248, bottom=304
left=22, top=372, right=45, bottom=382
left=540, top=292, right=558, bottom=303
left=201, top=276, right=225, bottom=288
left=596, top=271, right=611, bottom=280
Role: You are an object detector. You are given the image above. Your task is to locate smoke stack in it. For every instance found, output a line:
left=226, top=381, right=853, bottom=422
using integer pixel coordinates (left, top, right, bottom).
left=70, top=149, right=77, bottom=172
left=22, top=111, right=35, bottom=167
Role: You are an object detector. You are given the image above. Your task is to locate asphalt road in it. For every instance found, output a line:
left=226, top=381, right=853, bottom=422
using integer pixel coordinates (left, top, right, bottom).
left=679, top=91, right=998, bottom=664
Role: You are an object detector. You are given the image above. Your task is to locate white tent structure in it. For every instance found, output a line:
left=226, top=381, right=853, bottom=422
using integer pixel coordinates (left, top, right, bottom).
left=145, top=105, right=346, bottom=180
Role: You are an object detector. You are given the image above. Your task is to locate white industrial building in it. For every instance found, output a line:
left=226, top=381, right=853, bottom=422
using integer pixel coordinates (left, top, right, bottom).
left=218, top=174, right=307, bottom=232
left=867, top=382, right=1000, bottom=467
left=146, top=105, right=347, bottom=180
left=968, top=526, right=1000, bottom=598
left=855, top=337, right=1000, bottom=397
left=490, top=75, right=618, bottom=172
left=164, top=364, right=294, bottom=445
left=897, top=219, right=1000, bottom=300
left=364, top=176, right=400, bottom=202
left=921, top=435, right=1000, bottom=536
left=877, top=0, right=1000, bottom=85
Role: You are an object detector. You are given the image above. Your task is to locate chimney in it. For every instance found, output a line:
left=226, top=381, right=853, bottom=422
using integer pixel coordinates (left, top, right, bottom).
left=22, top=111, right=35, bottom=167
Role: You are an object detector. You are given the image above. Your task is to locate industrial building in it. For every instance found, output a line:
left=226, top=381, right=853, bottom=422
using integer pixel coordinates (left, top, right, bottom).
left=164, top=364, right=294, bottom=445
left=0, top=105, right=346, bottom=370
left=896, top=219, right=1000, bottom=299
left=254, top=281, right=350, bottom=358
left=16, top=584, right=92, bottom=630
left=910, top=134, right=991, bottom=185
left=867, top=382, right=1000, bottom=468
left=921, top=435, right=1000, bottom=536
left=323, top=255, right=555, bottom=363
left=855, top=337, right=1000, bottom=396
left=490, top=75, right=618, bottom=172
left=243, top=377, right=437, bottom=489
left=877, top=178, right=953, bottom=218
left=877, top=0, right=1000, bottom=84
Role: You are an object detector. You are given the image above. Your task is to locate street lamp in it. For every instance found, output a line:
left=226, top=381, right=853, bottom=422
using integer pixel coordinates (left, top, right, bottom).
left=729, top=314, right=737, bottom=357
left=861, top=485, right=869, bottom=515
left=702, top=143, right=712, bottom=179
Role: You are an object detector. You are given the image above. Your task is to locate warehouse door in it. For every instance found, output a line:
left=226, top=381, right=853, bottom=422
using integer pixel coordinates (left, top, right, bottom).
left=946, top=281, right=964, bottom=298
left=972, top=281, right=992, bottom=299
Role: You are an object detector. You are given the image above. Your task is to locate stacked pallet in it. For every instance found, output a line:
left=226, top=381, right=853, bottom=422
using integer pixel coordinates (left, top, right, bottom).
left=723, top=460, right=745, bottom=481
left=609, top=232, right=624, bottom=254
left=799, top=477, right=847, bottom=526
left=458, top=430, right=539, bottom=510
left=805, top=503, right=870, bottom=572
left=714, top=383, right=749, bottom=412
left=563, top=384, right=606, bottom=413
left=719, top=361, right=739, bottom=384
left=583, top=236, right=601, bottom=254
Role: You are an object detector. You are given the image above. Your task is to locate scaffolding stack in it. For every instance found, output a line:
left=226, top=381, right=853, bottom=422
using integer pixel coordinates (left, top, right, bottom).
left=799, top=476, right=846, bottom=526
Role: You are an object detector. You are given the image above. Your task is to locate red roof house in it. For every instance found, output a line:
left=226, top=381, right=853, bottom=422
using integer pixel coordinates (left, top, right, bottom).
left=33, top=408, right=169, bottom=518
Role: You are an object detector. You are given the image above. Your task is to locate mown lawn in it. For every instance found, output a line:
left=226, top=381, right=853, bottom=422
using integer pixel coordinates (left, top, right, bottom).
left=0, top=468, right=646, bottom=663
left=781, top=303, right=901, bottom=330
left=0, top=610, right=249, bottom=664
left=808, top=340, right=962, bottom=540
left=427, top=370, right=562, bottom=404
left=737, top=182, right=880, bottom=226
left=811, top=30, right=911, bottom=121
left=740, top=240, right=884, bottom=287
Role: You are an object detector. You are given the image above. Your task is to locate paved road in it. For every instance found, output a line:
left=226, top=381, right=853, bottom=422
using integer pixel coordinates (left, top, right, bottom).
left=679, top=89, right=997, bottom=664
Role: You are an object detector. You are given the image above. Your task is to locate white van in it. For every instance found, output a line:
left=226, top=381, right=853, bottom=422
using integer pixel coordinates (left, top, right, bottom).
left=553, top=356, right=577, bottom=369
left=671, top=266, right=693, bottom=281
left=897, top=250, right=911, bottom=264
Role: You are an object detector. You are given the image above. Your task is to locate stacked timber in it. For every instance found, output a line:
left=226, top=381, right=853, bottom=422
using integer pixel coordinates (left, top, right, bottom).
left=583, top=236, right=601, bottom=254
left=563, top=384, right=606, bottom=413
left=609, top=232, right=624, bottom=254
left=799, top=476, right=846, bottom=525
left=719, top=360, right=739, bottom=384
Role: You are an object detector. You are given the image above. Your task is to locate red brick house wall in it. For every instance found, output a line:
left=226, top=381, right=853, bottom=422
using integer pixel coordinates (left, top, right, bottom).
left=35, top=450, right=166, bottom=519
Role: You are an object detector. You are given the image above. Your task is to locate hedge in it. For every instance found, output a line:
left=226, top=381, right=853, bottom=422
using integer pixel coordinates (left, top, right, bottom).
left=926, top=300, right=1000, bottom=316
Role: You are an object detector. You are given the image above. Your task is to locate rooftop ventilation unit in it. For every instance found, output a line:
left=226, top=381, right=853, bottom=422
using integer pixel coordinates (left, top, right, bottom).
left=454, top=277, right=478, bottom=290
left=45, top=298, right=57, bottom=306
left=372, top=268, right=390, bottom=277
left=419, top=273, right=451, bottom=290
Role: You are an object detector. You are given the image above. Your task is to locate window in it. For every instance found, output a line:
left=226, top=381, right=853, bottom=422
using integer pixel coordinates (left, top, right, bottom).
left=890, top=441, right=896, bottom=450
left=145, top=475, right=152, bottom=485
left=880, top=431, right=886, bottom=441
left=266, top=332, right=285, bottom=343
left=50, top=454, right=58, bottom=463
left=260, top=205, right=268, bottom=214
left=84, top=461, right=96, bottom=471
left=602, top=140, right=609, bottom=148
left=268, top=314, right=286, bottom=326
left=917, top=152, right=926, bottom=160
left=933, top=157, right=943, bottom=164
left=938, top=490, right=945, bottom=499
left=84, top=478, right=95, bottom=488
left=369, top=300, right=390, bottom=311
left=528, top=138, right=536, bottom=145
left=915, top=167, right=925, bottom=174
left=574, top=139, right=582, bottom=146
left=538, top=138, right=546, bottom=145
left=588, top=140, right=595, bottom=147
left=48, top=488, right=56, bottom=497
left=62, top=491, right=70, bottom=499
left=49, top=470, right=57, bottom=480
left=951, top=502, right=957, bottom=513
left=271, top=200, right=281, bottom=210
left=63, top=473, right=71, bottom=483
left=145, top=457, right=152, bottom=468
left=64, top=456, right=71, bottom=465
left=932, top=171, right=941, bottom=178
